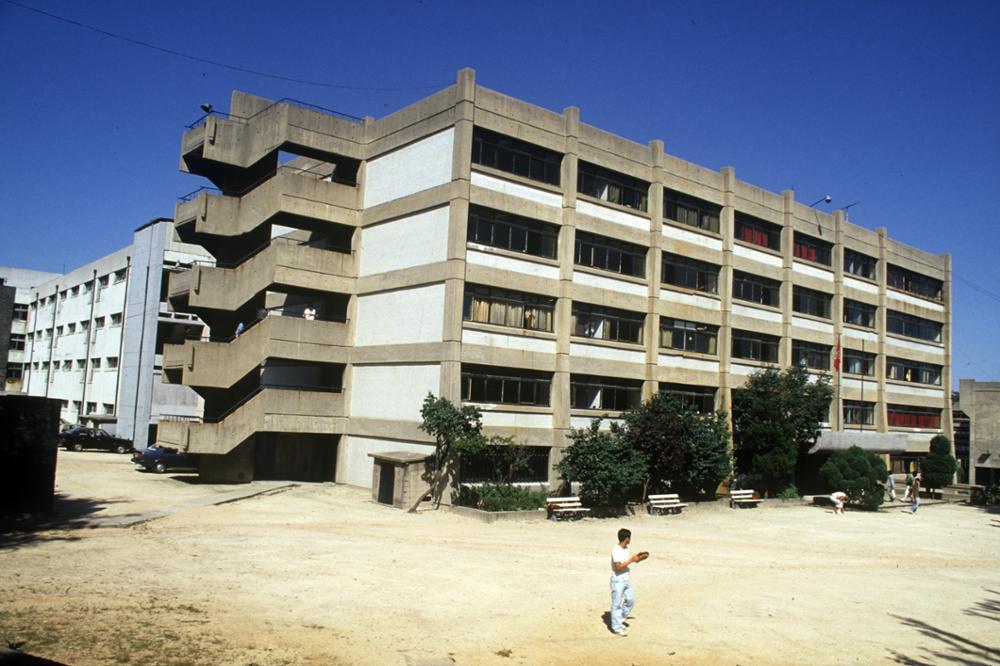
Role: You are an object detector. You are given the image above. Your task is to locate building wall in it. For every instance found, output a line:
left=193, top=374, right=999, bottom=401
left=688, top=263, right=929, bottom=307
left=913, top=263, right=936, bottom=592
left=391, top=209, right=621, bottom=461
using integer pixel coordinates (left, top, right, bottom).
left=362, top=128, right=454, bottom=208
left=959, top=379, right=1000, bottom=486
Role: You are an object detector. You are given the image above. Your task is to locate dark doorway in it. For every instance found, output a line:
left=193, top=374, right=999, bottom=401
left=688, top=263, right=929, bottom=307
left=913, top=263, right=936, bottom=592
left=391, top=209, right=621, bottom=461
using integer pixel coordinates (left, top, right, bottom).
left=377, top=463, right=395, bottom=504
left=253, top=433, right=338, bottom=481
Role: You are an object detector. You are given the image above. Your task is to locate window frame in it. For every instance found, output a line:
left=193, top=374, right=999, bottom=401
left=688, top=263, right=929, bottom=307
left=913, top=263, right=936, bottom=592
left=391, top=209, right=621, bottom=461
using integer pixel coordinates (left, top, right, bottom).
left=731, top=329, right=780, bottom=363
left=663, top=189, right=721, bottom=233
left=792, top=285, right=832, bottom=319
left=463, top=284, right=556, bottom=333
left=887, top=405, right=941, bottom=429
left=843, top=400, right=875, bottom=426
left=570, top=375, right=643, bottom=411
left=886, top=264, right=943, bottom=301
left=572, top=302, right=645, bottom=345
left=733, top=271, right=781, bottom=307
left=734, top=212, right=781, bottom=251
left=792, top=339, right=831, bottom=370
left=577, top=160, right=649, bottom=212
left=461, top=366, right=552, bottom=407
left=575, top=231, right=646, bottom=279
left=467, top=205, right=559, bottom=260
left=659, top=318, right=718, bottom=355
left=843, top=299, right=877, bottom=328
left=659, top=382, right=717, bottom=414
left=793, top=232, right=832, bottom=266
left=844, top=249, right=877, bottom=280
left=471, top=127, right=562, bottom=186
left=886, top=357, right=942, bottom=386
left=886, top=310, right=942, bottom=343
left=662, top=253, right=720, bottom=293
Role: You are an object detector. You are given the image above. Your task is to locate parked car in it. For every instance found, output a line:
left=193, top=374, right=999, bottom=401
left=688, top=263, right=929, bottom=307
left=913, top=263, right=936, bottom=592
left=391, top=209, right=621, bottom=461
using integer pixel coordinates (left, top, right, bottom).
left=59, top=426, right=134, bottom=454
left=133, top=445, right=197, bottom=474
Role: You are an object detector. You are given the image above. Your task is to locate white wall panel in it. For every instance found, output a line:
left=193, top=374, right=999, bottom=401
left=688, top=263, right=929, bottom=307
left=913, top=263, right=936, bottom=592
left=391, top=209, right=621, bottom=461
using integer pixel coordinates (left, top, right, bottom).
left=792, top=316, right=834, bottom=334
left=471, top=172, right=562, bottom=208
left=480, top=411, right=553, bottom=428
left=732, top=303, right=783, bottom=323
left=363, top=128, right=454, bottom=207
left=844, top=276, right=879, bottom=294
left=887, top=292, right=946, bottom=313
left=658, top=355, right=720, bottom=373
left=462, top=328, right=557, bottom=354
left=359, top=206, right=450, bottom=276
left=792, top=261, right=834, bottom=282
left=466, top=248, right=560, bottom=280
left=576, top=200, right=649, bottom=231
left=734, top=244, right=783, bottom=267
left=570, top=342, right=646, bottom=364
left=572, top=270, right=648, bottom=297
left=349, top=363, right=441, bottom=420
left=885, top=337, right=945, bottom=355
left=337, top=435, right=434, bottom=488
left=355, top=285, right=445, bottom=346
left=662, top=226, right=723, bottom=251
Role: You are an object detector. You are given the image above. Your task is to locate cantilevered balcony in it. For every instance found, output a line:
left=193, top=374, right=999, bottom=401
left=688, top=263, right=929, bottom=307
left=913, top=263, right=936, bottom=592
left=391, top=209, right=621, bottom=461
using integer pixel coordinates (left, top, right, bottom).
left=157, top=387, right=346, bottom=456
left=162, top=314, right=349, bottom=389
left=174, top=165, right=360, bottom=249
left=167, top=238, right=355, bottom=315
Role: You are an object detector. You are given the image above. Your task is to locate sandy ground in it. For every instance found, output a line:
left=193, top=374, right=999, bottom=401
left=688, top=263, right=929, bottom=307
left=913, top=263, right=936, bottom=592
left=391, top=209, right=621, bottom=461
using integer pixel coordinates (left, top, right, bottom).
left=2, top=452, right=998, bottom=666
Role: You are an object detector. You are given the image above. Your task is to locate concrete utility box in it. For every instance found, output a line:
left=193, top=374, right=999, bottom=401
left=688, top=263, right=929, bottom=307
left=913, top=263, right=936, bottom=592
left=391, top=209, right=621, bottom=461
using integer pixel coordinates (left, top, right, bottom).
left=369, top=451, right=434, bottom=509
left=0, top=394, right=62, bottom=516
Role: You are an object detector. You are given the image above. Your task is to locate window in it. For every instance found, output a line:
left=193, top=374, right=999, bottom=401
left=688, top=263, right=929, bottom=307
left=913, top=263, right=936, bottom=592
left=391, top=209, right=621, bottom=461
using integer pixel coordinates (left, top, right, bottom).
left=792, top=340, right=831, bottom=370
left=73, top=401, right=82, bottom=412
left=461, top=365, right=552, bottom=406
left=659, top=383, right=716, bottom=414
left=98, top=275, right=109, bottom=288
left=113, top=269, right=127, bottom=283
left=94, top=317, right=105, bottom=329
left=843, top=400, right=875, bottom=426
left=82, top=281, right=93, bottom=293
left=732, top=330, right=780, bottom=363
left=110, top=312, right=123, bottom=327
left=460, top=446, right=551, bottom=484
left=62, top=360, right=72, bottom=371
left=886, top=357, right=942, bottom=386
left=733, top=271, right=780, bottom=307
left=664, top=189, right=720, bottom=233
left=887, top=265, right=943, bottom=301
left=56, top=326, right=64, bottom=336
left=662, top=253, right=719, bottom=293
left=575, top=231, right=646, bottom=278
left=86, top=402, right=97, bottom=414
left=9, top=333, right=25, bottom=351
left=844, top=249, right=876, bottom=280
left=67, top=322, right=76, bottom=333
left=572, top=303, right=644, bottom=344
left=792, top=286, right=832, bottom=319
left=59, top=290, right=68, bottom=301
left=578, top=161, right=649, bottom=211
left=887, top=310, right=942, bottom=343
left=79, top=320, right=90, bottom=331
left=570, top=375, right=642, bottom=411
left=70, top=286, right=79, bottom=296
left=471, top=127, right=561, bottom=186
left=103, top=403, right=115, bottom=414
left=5, top=362, right=23, bottom=381
left=793, top=232, right=832, bottom=265
left=842, top=349, right=875, bottom=376
left=463, top=285, right=555, bottom=332
left=660, top=318, right=718, bottom=355
left=12, top=303, right=27, bottom=320
left=76, top=359, right=86, bottom=370
left=45, top=328, right=53, bottom=338
left=844, top=299, right=876, bottom=328
left=467, top=206, right=558, bottom=259
left=887, top=405, right=940, bottom=429
left=106, top=357, right=119, bottom=369
left=734, top=212, right=781, bottom=251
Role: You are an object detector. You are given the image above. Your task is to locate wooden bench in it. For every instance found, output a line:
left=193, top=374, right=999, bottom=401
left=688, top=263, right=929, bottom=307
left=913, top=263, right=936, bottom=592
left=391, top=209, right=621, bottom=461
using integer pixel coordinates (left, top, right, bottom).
left=647, top=493, right=688, bottom=515
left=730, top=489, right=762, bottom=508
left=546, top=496, right=591, bottom=520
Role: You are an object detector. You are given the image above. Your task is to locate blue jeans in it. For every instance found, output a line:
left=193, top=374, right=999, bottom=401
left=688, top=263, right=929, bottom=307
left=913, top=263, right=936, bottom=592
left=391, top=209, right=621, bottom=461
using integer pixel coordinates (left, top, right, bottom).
left=912, top=496, right=920, bottom=513
left=610, top=575, right=634, bottom=632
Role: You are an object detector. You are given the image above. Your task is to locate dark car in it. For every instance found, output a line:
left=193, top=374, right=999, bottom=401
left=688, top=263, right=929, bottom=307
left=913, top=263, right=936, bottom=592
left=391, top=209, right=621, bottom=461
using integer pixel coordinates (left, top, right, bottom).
left=59, top=426, right=134, bottom=454
left=133, top=445, right=197, bottom=474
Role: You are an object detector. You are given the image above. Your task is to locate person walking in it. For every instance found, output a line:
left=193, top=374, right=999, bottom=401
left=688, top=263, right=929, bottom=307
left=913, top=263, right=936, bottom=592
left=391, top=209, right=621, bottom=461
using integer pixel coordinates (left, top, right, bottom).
left=911, top=475, right=922, bottom=513
left=886, top=473, right=896, bottom=502
left=609, top=528, right=649, bottom=637
left=903, top=473, right=914, bottom=502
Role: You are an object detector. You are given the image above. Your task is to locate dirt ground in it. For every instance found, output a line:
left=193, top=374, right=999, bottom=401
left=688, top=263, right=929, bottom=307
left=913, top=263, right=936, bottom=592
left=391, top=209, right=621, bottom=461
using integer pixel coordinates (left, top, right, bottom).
left=2, top=452, right=998, bottom=666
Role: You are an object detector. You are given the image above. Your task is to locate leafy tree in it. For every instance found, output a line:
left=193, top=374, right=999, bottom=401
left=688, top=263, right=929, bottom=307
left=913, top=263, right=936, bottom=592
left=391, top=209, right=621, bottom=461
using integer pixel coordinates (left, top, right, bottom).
left=920, top=435, right=957, bottom=491
left=556, top=419, right=647, bottom=507
left=732, top=365, right=833, bottom=496
left=411, top=393, right=486, bottom=512
left=819, top=445, right=887, bottom=511
left=685, top=409, right=732, bottom=497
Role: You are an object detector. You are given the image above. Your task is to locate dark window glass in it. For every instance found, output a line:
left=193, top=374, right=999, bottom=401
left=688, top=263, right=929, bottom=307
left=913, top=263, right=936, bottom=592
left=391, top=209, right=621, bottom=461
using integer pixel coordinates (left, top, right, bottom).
left=731, top=330, right=780, bottom=363
left=664, top=190, right=720, bottom=233
left=5, top=362, right=24, bottom=380
left=735, top=212, right=781, bottom=251
left=887, top=264, right=943, bottom=301
left=9, top=333, right=26, bottom=351
left=659, top=383, right=716, bottom=414
left=570, top=375, right=643, bottom=411
left=471, top=127, right=562, bottom=185
left=459, top=446, right=551, bottom=484
left=659, top=318, right=718, bottom=355
left=887, top=310, right=942, bottom=342
left=886, top=357, right=942, bottom=386
left=887, top=405, right=941, bottom=429
left=572, top=303, right=644, bottom=344
left=792, top=286, right=832, bottom=319
left=662, top=253, right=719, bottom=293
left=844, top=299, right=876, bottom=328
left=842, top=349, right=876, bottom=376
left=467, top=206, right=558, bottom=259
left=843, top=400, right=875, bottom=426
left=578, top=161, right=649, bottom=211
left=463, top=285, right=555, bottom=332
left=575, top=231, right=646, bottom=278
left=793, top=232, right=832, bottom=265
left=792, top=340, right=831, bottom=370
left=733, top=271, right=780, bottom=307
left=844, top=249, right=877, bottom=280
left=12, top=304, right=28, bottom=321
left=461, top=365, right=552, bottom=406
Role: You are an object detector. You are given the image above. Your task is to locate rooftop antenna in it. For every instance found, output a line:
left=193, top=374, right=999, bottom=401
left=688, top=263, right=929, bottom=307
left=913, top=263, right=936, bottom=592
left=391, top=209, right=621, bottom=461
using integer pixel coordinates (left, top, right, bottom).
left=842, top=201, right=861, bottom=221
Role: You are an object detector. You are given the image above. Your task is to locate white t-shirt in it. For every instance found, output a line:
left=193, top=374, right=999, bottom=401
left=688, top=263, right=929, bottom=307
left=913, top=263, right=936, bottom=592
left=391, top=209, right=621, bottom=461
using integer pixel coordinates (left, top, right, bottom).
left=611, top=544, right=631, bottom=578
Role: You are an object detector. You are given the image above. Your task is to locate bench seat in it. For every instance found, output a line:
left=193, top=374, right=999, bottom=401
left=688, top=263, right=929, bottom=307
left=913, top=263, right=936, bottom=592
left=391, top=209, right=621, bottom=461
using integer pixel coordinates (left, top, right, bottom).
left=647, top=493, right=688, bottom=515
left=730, top=489, right=762, bottom=508
left=546, top=496, right=591, bottom=520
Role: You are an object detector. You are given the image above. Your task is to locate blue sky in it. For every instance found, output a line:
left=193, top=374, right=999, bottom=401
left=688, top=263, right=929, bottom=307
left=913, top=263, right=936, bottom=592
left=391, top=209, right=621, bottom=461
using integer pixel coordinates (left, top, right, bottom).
left=1, top=0, right=998, bottom=387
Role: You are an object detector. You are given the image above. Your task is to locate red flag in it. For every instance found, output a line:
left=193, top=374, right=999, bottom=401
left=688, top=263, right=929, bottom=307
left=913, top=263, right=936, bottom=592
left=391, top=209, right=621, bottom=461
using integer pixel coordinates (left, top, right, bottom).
left=833, top=335, right=841, bottom=372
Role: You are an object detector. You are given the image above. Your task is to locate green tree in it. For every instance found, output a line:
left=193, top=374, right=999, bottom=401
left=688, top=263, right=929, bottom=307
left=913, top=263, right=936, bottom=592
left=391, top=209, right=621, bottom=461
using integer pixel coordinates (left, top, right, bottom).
left=685, top=409, right=732, bottom=497
left=920, top=435, right=957, bottom=491
left=819, top=445, right=887, bottom=511
left=411, top=393, right=486, bottom=512
left=732, top=365, right=833, bottom=496
left=556, top=419, right=647, bottom=507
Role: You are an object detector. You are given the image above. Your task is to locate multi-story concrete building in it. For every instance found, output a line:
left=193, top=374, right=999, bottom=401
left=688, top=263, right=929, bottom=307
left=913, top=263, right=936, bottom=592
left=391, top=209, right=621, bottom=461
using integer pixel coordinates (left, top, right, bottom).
left=1, top=268, right=60, bottom=393
left=160, top=68, right=952, bottom=486
left=958, top=380, right=1000, bottom=487
left=21, top=220, right=211, bottom=447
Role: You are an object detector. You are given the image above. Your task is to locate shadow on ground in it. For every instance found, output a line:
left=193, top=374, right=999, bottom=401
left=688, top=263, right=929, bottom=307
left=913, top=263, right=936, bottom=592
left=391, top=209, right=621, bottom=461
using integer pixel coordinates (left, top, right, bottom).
left=887, top=602, right=1000, bottom=666
left=0, top=493, right=132, bottom=551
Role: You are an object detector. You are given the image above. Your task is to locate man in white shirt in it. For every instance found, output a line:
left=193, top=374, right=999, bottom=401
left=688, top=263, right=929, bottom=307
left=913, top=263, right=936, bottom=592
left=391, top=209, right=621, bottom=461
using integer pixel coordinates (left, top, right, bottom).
left=610, top=528, right=649, bottom=637
left=830, top=491, right=848, bottom=514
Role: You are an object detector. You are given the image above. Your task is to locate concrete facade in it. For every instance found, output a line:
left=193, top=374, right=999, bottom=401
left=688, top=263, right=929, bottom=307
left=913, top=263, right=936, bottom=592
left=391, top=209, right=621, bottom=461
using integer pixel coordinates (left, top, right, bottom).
left=162, top=69, right=953, bottom=487
left=0, top=268, right=60, bottom=393
left=958, top=379, right=1000, bottom=486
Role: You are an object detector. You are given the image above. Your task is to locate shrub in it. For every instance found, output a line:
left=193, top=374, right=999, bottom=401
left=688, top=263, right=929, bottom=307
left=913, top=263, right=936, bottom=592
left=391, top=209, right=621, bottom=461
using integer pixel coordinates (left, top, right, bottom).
left=920, top=435, right=957, bottom=491
left=456, top=483, right=548, bottom=512
left=777, top=485, right=800, bottom=499
left=819, top=446, right=887, bottom=511
left=556, top=419, right=647, bottom=507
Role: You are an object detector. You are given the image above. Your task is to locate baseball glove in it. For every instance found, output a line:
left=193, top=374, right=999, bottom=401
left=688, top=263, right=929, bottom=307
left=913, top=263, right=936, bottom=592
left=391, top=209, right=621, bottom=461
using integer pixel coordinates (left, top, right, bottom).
left=636, top=551, right=650, bottom=561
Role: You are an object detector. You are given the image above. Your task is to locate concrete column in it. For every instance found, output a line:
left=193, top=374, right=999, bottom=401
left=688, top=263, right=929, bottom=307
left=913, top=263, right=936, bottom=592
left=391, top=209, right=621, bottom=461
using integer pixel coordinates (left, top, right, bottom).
left=718, top=167, right=736, bottom=416
left=832, top=210, right=845, bottom=431
left=644, top=140, right=665, bottom=401
left=941, top=253, right=954, bottom=453
left=875, top=227, right=889, bottom=432
left=780, top=190, right=795, bottom=370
